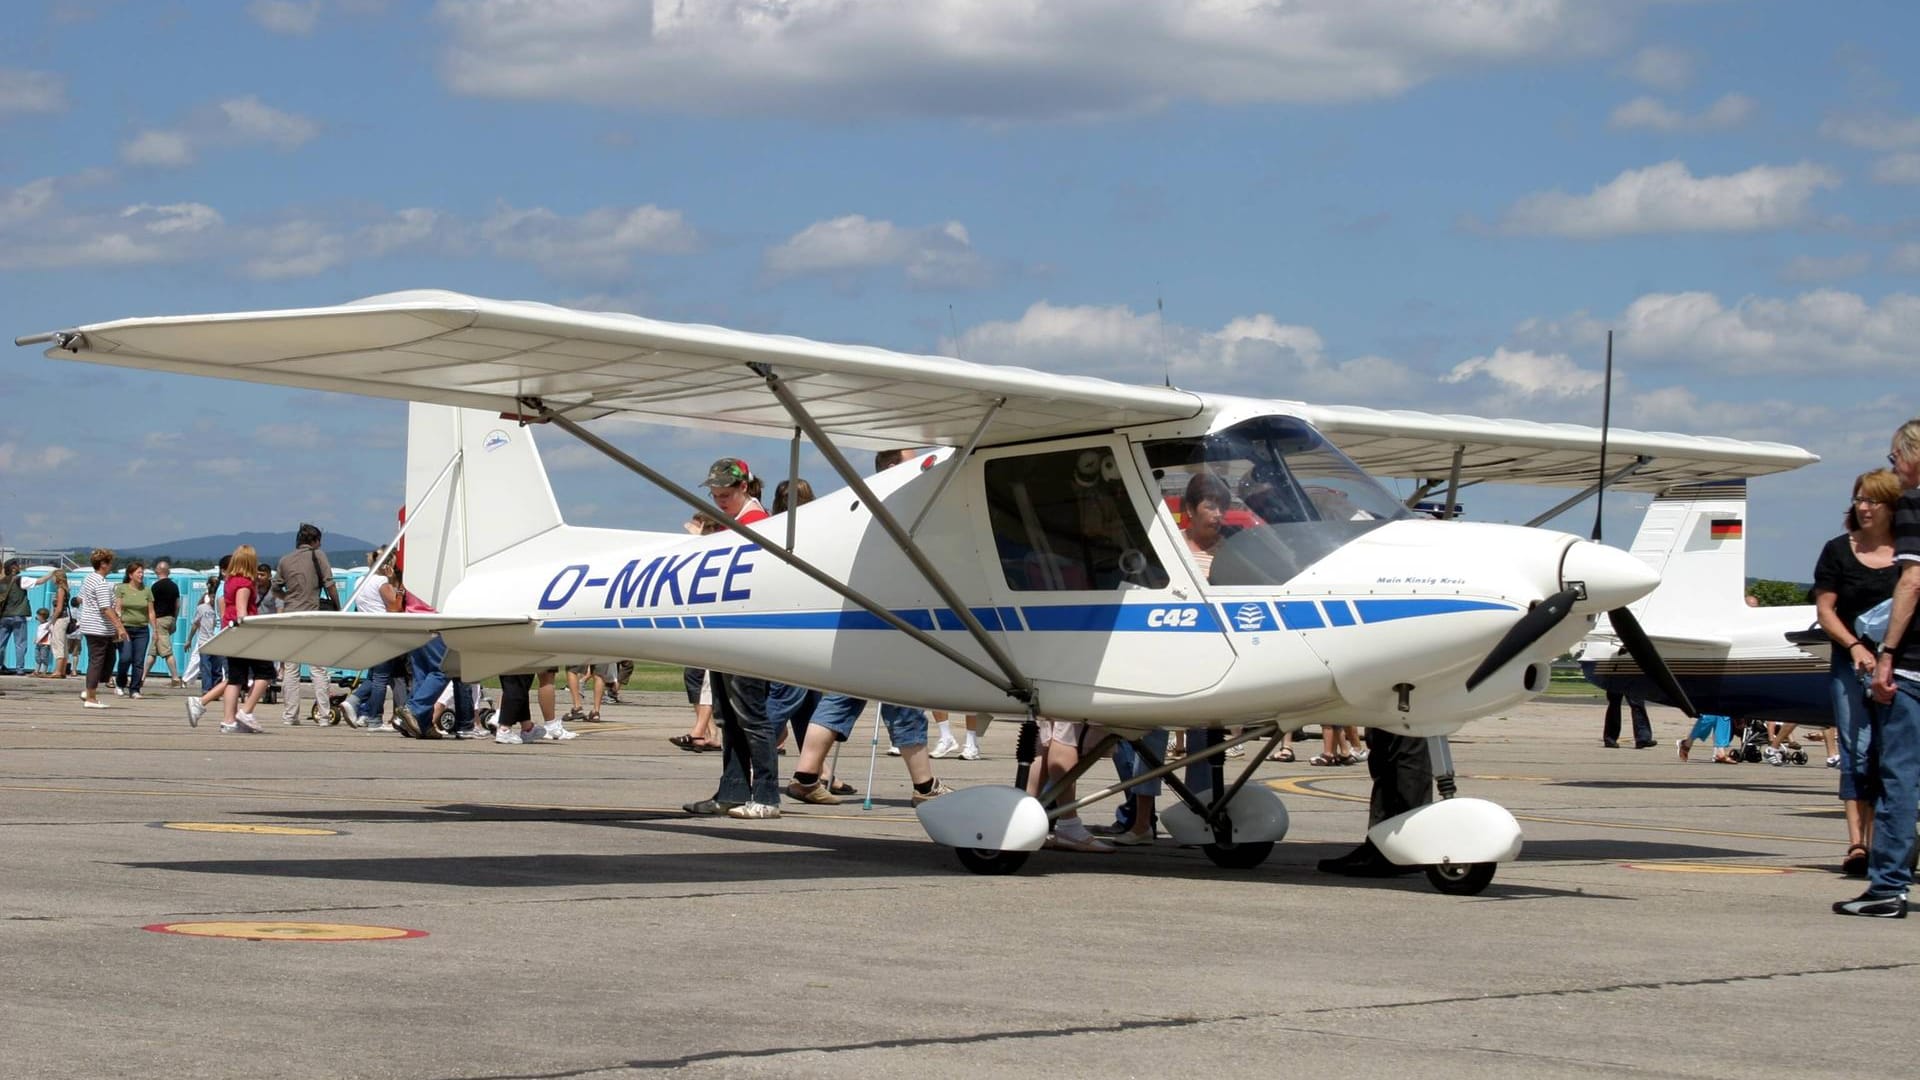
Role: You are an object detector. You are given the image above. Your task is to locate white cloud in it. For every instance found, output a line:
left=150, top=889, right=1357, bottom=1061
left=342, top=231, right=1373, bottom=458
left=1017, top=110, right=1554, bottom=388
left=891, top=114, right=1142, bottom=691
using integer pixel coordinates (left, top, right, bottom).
left=0, top=176, right=226, bottom=270
left=1821, top=112, right=1920, bottom=151
left=0, top=442, right=77, bottom=471
left=249, top=0, right=321, bottom=35
left=436, top=0, right=1637, bottom=121
left=1444, top=347, right=1603, bottom=399
left=242, top=220, right=348, bottom=279
left=1889, top=245, right=1920, bottom=274
left=1498, top=160, right=1840, bottom=237
left=0, top=69, right=67, bottom=115
left=947, top=301, right=1418, bottom=400
left=764, top=215, right=990, bottom=289
left=1622, top=45, right=1691, bottom=91
left=1779, top=252, right=1872, bottom=283
left=1870, top=152, right=1920, bottom=185
left=218, top=96, right=320, bottom=147
left=1517, top=289, right=1920, bottom=374
left=120, top=96, right=319, bottom=168
left=122, top=202, right=224, bottom=236
left=1607, top=93, right=1753, bottom=133
left=121, top=130, right=194, bottom=167
left=479, top=202, right=699, bottom=276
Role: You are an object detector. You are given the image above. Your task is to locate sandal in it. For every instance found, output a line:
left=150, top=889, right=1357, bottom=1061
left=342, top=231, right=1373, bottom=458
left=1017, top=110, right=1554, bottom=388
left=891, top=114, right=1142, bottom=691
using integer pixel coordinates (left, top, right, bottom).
left=1277, top=747, right=1295, bottom=763
left=827, top=778, right=857, bottom=796
left=1308, top=753, right=1340, bottom=766
left=669, top=733, right=699, bottom=750
left=1676, top=737, right=1691, bottom=762
left=586, top=711, right=602, bottom=723
left=1843, top=844, right=1869, bottom=878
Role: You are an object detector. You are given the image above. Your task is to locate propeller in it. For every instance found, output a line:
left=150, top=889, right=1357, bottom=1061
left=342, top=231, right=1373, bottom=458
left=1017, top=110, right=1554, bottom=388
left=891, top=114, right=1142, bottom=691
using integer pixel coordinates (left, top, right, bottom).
left=1591, top=330, right=1613, bottom=543
left=1606, top=605, right=1699, bottom=718
left=1465, top=587, right=1581, bottom=691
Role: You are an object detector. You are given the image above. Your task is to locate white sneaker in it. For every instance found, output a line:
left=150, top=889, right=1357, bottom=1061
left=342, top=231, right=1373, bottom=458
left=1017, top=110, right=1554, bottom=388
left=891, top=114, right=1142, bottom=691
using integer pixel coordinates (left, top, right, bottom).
left=887, top=746, right=901, bottom=756
left=113, top=686, right=124, bottom=696
left=83, top=700, right=110, bottom=710
left=726, top=802, right=781, bottom=820
left=364, top=722, right=393, bottom=733
left=543, top=721, right=579, bottom=741
left=930, top=735, right=960, bottom=759
left=219, top=721, right=240, bottom=733
left=494, top=727, right=523, bottom=745
left=186, top=698, right=205, bottom=727
left=129, top=691, right=143, bottom=700
left=236, top=713, right=263, bottom=734
left=959, top=743, right=980, bottom=761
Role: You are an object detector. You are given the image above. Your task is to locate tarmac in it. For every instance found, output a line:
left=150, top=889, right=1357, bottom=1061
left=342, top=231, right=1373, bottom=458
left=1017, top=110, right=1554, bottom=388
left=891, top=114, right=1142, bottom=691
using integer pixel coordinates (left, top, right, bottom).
left=1, top=673, right=1913, bottom=1079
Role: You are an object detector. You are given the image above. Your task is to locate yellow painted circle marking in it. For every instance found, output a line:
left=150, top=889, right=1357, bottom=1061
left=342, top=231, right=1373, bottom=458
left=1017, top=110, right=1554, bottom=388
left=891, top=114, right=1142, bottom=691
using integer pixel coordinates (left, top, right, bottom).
left=144, top=921, right=426, bottom=941
left=1465, top=775, right=1553, bottom=782
left=1623, top=862, right=1793, bottom=875
left=161, top=822, right=339, bottom=836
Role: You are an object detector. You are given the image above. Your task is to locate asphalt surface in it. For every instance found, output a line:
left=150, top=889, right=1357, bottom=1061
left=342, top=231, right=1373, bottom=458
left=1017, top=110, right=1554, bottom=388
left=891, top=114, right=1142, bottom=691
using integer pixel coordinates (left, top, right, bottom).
left=1, top=674, right=1910, bottom=1079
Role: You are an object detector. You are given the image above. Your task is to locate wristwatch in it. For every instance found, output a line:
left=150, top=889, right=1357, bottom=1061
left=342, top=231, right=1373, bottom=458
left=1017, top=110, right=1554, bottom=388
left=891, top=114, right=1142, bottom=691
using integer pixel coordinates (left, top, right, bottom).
left=1881, top=642, right=1900, bottom=656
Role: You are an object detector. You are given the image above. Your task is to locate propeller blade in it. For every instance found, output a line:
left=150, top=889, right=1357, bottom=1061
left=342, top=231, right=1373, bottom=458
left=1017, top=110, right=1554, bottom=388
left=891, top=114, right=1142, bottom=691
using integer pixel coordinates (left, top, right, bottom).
left=1465, top=587, right=1581, bottom=691
left=1608, top=605, right=1699, bottom=718
left=1591, top=329, right=1613, bottom=543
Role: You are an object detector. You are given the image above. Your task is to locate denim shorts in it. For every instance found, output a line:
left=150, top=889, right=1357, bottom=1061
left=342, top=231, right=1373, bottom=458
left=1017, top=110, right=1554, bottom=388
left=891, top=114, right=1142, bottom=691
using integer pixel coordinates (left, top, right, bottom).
left=807, top=694, right=929, bottom=747
left=1829, top=651, right=1879, bottom=801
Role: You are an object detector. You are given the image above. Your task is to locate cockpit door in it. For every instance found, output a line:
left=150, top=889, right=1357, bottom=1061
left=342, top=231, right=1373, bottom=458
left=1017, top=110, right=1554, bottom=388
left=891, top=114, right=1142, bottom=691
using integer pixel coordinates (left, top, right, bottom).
left=972, top=435, right=1236, bottom=696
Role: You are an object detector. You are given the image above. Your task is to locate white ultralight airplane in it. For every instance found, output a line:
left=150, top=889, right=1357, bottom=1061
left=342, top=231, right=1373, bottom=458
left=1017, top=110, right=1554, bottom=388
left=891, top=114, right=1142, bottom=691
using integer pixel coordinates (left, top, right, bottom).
left=17, top=291, right=1817, bottom=893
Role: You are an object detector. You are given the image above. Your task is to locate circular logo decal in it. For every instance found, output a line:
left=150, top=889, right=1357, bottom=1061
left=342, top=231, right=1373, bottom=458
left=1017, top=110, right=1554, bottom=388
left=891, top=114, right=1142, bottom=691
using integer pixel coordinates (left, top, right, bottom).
left=159, top=822, right=340, bottom=836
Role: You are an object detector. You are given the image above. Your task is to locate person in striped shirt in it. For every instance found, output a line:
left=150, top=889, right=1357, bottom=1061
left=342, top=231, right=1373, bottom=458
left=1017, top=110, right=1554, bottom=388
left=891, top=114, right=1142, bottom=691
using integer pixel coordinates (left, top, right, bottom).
left=75, top=549, right=127, bottom=710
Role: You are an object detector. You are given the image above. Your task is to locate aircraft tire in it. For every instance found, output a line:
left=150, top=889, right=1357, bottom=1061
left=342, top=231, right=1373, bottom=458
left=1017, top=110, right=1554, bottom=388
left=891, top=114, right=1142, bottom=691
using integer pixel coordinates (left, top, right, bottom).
left=1425, top=861, right=1496, bottom=896
left=955, top=847, right=1030, bottom=876
left=1202, top=840, right=1274, bottom=870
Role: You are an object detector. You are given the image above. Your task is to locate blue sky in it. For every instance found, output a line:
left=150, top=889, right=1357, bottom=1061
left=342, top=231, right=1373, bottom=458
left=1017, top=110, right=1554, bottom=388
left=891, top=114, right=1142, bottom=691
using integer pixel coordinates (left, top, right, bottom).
left=2, top=0, right=1916, bottom=580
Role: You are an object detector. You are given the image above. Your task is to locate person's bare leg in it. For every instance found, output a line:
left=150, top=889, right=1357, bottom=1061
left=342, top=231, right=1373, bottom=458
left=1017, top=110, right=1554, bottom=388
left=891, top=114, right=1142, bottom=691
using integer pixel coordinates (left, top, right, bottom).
left=534, top=671, right=556, bottom=733
left=566, top=670, right=584, bottom=716
left=898, top=744, right=933, bottom=786
left=689, top=703, right=714, bottom=743
left=222, top=683, right=241, bottom=724
left=590, top=675, right=605, bottom=718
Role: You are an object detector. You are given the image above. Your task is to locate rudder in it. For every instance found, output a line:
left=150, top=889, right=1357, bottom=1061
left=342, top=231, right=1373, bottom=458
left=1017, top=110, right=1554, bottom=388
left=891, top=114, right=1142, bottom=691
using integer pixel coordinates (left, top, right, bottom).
left=403, top=404, right=563, bottom=609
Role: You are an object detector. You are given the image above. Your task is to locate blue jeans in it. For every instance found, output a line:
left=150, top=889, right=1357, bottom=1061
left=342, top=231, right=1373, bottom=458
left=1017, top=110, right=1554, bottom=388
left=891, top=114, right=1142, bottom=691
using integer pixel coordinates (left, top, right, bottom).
left=1829, top=651, right=1878, bottom=802
left=1112, top=729, right=1171, bottom=829
left=115, top=626, right=150, bottom=693
left=1868, top=677, right=1920, bottom=896
left=353, top=656, right=398, bottom=722
left=712, top=673, right=779, bottom=806
left=807, top=695, right=929, bottom=746
left=0, top=615, right=25, bottom=671
left=199, top=652, right=226, bottom=694
left=766, top=681, right=821, bottom=744
left=405, top=636, right=473, bottom=732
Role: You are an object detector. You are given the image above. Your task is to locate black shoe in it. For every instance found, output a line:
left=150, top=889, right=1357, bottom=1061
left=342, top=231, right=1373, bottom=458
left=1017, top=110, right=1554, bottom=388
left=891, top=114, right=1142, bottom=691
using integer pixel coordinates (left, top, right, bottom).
left=682, top=799, right=743, bottom=816
left=1633, top=740, right=1658, bottom=749
left=1833, top=891, right=1907, bottom=918
left=1317, top=843, right=1415, bottom=877
left=1602, top=739, right=1620, bottom=749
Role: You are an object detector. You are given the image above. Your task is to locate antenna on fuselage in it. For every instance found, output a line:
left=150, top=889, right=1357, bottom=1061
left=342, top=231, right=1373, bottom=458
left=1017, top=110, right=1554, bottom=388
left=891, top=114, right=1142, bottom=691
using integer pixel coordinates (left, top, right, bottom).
left=1591, top=329, right=1614, bottom=543
left=1157, top=291, right=1169, bottom=387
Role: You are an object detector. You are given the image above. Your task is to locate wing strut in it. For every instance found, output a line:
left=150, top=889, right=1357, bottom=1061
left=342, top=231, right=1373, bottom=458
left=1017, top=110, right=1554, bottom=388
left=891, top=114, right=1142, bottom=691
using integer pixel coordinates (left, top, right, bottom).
left=1524, top=457, right=1649, bottom=528
left=910, top=397, right=1003, bottom=538
left=749, top=364, right=1036, bottom=704
left=518, top=396, right=1032, bottom=707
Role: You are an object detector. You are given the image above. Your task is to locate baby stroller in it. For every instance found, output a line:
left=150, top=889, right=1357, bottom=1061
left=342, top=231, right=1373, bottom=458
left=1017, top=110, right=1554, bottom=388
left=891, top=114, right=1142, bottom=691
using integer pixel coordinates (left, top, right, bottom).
left=314, top=674, right=361, bottom=727
left=432, top=682, right=498, bottom=735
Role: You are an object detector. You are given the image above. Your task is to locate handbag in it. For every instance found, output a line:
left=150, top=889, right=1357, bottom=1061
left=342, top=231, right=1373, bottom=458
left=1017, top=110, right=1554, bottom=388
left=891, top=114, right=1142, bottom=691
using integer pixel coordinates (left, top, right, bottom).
left=310, top=548, right=341, bottom=612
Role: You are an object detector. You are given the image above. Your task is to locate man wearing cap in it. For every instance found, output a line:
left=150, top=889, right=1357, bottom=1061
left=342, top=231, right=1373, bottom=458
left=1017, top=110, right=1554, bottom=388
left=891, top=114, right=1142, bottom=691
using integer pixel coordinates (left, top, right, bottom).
left=683, top=458, right=783, bottom=819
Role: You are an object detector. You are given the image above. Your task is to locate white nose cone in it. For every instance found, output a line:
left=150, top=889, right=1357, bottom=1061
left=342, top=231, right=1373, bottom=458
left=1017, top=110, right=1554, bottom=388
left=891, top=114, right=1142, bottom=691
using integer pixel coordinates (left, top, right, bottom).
left=1559, top=541, right=1660, bottom=610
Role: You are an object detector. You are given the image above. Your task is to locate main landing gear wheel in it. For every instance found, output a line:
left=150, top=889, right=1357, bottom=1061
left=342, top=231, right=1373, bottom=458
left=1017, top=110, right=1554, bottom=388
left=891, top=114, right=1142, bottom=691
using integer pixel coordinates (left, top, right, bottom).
left=1202, top=839, right=1275, bottom=870
left=1424, top=862, right=1496, bottom=896
left=955, top=848, right=1030, bottom=876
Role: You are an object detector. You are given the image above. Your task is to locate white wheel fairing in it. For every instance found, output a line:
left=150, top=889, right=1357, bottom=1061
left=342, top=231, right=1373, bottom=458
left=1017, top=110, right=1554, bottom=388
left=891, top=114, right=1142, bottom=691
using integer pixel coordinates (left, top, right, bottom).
left=915, top=785, right=1049, bottom=852
left=1162, top=783, right=1290, bottom=847
left=1368, top=797, right=1522, bottom=866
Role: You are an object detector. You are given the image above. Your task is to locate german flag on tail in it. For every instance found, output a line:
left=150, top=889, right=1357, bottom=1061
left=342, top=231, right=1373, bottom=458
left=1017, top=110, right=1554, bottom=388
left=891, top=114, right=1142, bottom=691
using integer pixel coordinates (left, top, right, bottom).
left=1710, top=518, right=1743, bottom=540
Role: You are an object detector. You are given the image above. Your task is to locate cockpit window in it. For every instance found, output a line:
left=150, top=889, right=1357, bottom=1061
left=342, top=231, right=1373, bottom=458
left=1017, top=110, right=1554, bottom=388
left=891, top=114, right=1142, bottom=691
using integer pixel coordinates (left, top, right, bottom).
left=1144, top=416, right=1409, bottom=587
left=984, top=446, right=1171, bottom=591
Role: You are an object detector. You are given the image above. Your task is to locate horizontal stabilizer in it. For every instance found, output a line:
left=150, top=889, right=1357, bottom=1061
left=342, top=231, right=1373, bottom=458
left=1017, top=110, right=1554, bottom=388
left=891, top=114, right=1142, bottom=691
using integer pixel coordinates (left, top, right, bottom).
left=204, top=612, right=531, bottom=670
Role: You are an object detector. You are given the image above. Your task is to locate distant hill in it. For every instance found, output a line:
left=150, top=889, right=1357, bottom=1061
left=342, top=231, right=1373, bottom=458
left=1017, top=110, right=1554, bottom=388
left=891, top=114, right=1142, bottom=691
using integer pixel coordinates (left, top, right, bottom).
left=74, top=531, right=384, bottom=567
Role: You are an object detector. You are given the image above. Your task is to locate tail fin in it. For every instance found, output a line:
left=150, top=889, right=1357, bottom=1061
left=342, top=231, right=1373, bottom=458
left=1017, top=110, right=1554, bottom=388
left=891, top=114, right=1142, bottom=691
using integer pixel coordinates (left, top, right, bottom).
left=403, top=404, right=563, bottom=609
left=1624, top=480, right=1750, bottom=628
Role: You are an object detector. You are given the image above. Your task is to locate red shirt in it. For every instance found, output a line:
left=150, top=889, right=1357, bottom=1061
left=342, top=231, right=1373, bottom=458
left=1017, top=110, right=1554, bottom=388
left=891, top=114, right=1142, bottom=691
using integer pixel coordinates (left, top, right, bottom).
left=737, top=498, right=770, bottom=525
left=222, top=574, right=258, bottom=625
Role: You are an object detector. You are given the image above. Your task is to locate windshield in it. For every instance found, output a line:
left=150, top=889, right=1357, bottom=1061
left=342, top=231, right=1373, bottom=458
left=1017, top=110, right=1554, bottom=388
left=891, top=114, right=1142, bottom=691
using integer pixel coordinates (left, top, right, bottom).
left=1143, top=415, right=1410, bottom=587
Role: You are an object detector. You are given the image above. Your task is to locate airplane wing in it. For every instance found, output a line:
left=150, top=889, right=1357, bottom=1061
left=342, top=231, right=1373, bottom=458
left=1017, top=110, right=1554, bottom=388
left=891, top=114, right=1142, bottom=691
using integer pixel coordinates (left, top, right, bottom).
left=202, top=612, right=532, bottom=671
left=1286, top=401, right=1816, bottom=492
left=24, top=290, right=1203, bottom=450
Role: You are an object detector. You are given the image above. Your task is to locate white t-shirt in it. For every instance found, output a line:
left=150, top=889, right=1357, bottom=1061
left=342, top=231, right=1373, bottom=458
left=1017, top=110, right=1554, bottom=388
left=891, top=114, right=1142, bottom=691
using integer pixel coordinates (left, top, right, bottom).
left=350, top=572, right=389, bottom=614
